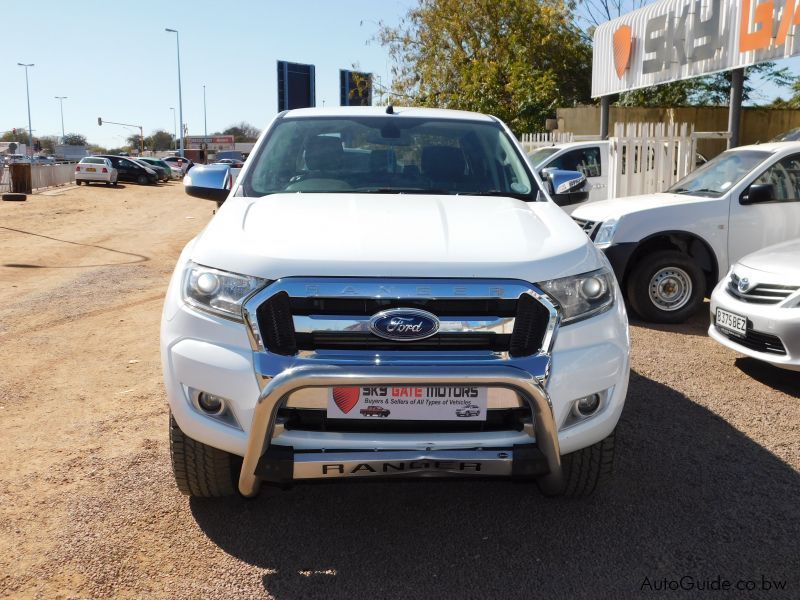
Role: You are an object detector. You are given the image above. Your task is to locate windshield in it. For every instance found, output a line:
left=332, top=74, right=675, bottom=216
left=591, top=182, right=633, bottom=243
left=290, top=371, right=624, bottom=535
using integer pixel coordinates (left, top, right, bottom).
left=243, top=116, right=537, bottom=199
left=527, top=147, right=560, bottom=168
left=668, top=150, right=770, bottom=197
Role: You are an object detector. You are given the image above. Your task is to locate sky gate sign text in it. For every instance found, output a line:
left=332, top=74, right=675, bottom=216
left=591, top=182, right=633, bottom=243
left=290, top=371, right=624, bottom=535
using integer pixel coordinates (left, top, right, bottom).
left=592, top=0, right=800, bottom=97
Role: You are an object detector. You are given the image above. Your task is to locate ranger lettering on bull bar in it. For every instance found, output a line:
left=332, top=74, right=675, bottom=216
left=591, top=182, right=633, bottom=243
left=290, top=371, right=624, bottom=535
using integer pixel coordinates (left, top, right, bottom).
left=161, top=106, right=630, bottom=501
left=320, top=461, right=484, bottom=476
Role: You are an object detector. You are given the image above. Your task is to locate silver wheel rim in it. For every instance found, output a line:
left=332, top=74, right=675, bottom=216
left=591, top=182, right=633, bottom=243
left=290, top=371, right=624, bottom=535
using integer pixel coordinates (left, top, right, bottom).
left=648, top=267, right=693, bottom=312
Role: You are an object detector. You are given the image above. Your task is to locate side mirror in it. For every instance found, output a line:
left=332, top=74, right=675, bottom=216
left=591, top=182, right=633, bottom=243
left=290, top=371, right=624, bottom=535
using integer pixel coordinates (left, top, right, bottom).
left=542, top=168, right=589, bottom=207
left=184, top=164, right=232, bottom=204
left=740, top=183, right=775, bottom=205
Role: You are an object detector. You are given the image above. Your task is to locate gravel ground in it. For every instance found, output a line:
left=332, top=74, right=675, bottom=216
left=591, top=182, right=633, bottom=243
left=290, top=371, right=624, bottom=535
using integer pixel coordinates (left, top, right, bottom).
left=1, top=183, right=798, bottom=599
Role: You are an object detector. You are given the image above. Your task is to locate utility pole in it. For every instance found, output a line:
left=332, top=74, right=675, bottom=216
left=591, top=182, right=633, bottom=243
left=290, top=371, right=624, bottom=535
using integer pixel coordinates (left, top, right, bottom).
left=165, top=29, right=184, bottom=158
left=203, top=85, right=207, bottom=139
left=17, top=63, right=34, bottom=157
left=170, top=107, right=177, bottom=150
left=55, top=96, right=67, bottom=140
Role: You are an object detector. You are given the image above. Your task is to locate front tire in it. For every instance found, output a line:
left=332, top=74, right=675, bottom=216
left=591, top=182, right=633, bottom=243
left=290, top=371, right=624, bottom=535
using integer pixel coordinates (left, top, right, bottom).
left=626, top=250, right=705, bottom=323
left=542, top=430, right=616, bottom=497
left=169, top=413, right=239, bottom=497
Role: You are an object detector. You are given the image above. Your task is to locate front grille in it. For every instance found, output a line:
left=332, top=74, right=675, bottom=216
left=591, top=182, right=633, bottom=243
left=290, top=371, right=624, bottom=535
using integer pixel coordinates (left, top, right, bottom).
left=716, top=325, right=787, bottom=355
left=572, top=217, right=599, bottom=239
left=727, top=273, right=799, bottom=304
left=255, top=286, right=552, bottom=357
left=278, top=407, right=530, bottom=433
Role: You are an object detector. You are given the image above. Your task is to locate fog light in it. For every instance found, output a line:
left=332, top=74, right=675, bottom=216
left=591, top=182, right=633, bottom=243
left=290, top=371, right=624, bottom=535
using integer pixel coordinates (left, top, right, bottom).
left=574, top=393, right=601, bottom=417
left=197, top=392, right=226, bottom=415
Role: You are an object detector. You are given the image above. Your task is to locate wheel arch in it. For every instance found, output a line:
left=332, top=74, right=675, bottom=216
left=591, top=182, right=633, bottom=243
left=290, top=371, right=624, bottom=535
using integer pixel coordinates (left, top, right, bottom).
left=622, top=230, right=720, bottom=297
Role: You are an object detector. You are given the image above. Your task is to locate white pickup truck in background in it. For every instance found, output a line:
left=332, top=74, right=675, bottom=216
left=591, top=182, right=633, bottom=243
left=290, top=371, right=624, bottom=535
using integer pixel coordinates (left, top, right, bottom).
left=528, top=142, right=609, bottom=207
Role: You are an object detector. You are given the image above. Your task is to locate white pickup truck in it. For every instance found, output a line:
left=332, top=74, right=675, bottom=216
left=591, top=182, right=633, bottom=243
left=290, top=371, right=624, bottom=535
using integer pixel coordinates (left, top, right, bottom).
left=528, top=141, right=609, bottom=206
left=572, top=142, right=800, bottom=323
left=161, top=107, right=630, bottom=500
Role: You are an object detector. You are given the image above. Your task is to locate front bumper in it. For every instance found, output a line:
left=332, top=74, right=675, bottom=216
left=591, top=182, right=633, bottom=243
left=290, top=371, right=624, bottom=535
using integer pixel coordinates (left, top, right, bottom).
left=240, top=364, right=562, bottom=497
left=709, top=283, right=800, bottom=371
left=161, top=268, right=630, bottom=493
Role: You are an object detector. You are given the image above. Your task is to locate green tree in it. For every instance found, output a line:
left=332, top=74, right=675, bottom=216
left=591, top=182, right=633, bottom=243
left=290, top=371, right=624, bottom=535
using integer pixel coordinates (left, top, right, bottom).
left=126, top=133, right=143, bottom=150
left=377, top=0, right=591, bottom=134
left=1, top=127, right=30, bottom=142
left=62, top=133, right=87, bottom=146
left=39, top=136, right=58, bottom=154
left=771, top=79, right=800, bottom=108
left=215, top=122, right=260, bottom=142
left=149, top=130, right=173, bottom=151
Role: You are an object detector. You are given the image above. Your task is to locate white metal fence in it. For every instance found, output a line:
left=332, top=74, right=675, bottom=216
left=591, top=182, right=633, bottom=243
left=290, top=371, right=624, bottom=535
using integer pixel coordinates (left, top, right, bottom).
left=608, top=122, right=728, bottom=198
left=519, top=131, right=602, bottom=153
left=31, top=164, right=75, bottom=190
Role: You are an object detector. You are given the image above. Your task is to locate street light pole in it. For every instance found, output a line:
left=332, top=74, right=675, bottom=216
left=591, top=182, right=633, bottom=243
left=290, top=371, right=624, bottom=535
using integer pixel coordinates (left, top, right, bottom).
left=203, top=85, right=207, bottom=139
left=170, top=107, right=177, bottom=150
left=17, top=63, right=34, bottom=157
left=165, top=28, right=184, bottom=158
left=55, top=96, right=67, bottom=140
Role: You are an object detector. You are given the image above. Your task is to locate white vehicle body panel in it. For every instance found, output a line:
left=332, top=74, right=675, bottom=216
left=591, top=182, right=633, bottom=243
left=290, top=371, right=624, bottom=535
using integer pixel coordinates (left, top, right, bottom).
left=573, top=142, right=800, bottom=281
left=709, top=239, right=800, bottom=371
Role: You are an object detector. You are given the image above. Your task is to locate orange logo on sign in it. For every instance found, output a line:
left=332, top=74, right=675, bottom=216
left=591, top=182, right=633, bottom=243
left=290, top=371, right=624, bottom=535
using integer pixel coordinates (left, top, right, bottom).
left=613, top=25, right=633, bottom=78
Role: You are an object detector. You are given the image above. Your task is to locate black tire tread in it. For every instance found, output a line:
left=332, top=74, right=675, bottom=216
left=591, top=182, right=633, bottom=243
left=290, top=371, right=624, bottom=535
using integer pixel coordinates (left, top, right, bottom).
left=169, top=413, right=237, bottom=497
left=560, top=430, right=616, bottom=497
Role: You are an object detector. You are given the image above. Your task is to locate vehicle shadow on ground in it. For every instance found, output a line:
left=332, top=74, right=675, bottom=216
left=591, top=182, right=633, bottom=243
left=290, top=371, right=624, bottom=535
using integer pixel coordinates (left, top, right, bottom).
left=629, top=302, right=710, bottom=338
left=81, top=183, right=126, bottom=189
left=736, top=357, right=800, bottom=399
left=190, top=370, right=799, bottom=599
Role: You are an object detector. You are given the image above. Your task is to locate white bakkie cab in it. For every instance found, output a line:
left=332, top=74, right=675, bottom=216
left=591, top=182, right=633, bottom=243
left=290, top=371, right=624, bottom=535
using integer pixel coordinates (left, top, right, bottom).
left=572, top=142, right=800, bottom=323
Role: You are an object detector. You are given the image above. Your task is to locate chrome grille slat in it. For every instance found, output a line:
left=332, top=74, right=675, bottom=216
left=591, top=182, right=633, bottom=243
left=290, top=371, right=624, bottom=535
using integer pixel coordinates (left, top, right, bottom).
left=728, top=273, right=799, bottom=304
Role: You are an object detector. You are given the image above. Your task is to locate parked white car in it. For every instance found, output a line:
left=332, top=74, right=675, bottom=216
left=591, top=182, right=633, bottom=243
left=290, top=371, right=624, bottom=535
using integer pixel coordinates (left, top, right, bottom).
left=709, top=239, right=800, bottom=371
left=75, top=157, right=118, bottom=186
left=528, top=142, right=608, bottom=207
left=161, top=106, right=629, bottom=500
left=572, top=142, right=800, bottom=323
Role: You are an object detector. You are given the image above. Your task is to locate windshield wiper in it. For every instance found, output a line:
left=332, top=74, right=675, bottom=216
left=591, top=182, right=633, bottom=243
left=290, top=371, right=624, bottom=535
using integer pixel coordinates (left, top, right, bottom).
left=458, top=190, right=530, bottom=200
left=670, top=187, right=720, bottom=195
left=355, top=188, right=452, bottom=194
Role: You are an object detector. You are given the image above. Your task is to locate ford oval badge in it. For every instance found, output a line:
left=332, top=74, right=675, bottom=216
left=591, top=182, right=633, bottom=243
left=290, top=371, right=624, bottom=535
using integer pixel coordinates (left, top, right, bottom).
left=369, top=308, right=440, bottom=341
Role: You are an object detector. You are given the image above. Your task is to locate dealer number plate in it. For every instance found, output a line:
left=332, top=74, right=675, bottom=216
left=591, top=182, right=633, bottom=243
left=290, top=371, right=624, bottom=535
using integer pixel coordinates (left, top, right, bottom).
left=328, top=386, right=488, bottom=421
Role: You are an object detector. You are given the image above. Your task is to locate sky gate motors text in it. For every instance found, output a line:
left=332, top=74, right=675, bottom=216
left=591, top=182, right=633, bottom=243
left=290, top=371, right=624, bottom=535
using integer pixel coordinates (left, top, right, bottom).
left=361, top=386, right=481, bottom=399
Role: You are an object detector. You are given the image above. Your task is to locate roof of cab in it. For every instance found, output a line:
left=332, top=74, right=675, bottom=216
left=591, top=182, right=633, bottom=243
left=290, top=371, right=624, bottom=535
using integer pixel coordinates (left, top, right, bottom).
left=282, top=105, right=496, bottom=122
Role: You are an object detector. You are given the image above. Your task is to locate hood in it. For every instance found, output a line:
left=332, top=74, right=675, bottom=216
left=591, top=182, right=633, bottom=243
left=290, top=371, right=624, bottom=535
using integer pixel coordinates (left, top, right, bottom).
left=739, top=238, right=800, bottom=281
left=190, top=193, right=601, bottom=282
left=572, top=192, right=721, bottom=222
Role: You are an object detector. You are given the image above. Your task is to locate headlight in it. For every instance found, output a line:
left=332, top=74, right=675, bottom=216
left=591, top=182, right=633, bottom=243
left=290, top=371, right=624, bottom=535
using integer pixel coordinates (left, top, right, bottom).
left=538, top=268, right=615, bottom=325
left=182, top=262, right=267, bottom=321
left=593, top=218, right=618, bottom=248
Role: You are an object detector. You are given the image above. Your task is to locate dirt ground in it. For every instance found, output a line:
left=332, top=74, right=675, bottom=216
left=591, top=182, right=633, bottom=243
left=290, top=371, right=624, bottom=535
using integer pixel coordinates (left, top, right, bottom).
left=1, top=182, right=798, bottom=599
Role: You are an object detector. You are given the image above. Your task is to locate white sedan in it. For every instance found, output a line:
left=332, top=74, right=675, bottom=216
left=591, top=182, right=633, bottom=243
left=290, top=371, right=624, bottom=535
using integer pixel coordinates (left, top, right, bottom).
left=75, top=157, right=118, bottom=186
left=709, top=239, right=800, bottom=371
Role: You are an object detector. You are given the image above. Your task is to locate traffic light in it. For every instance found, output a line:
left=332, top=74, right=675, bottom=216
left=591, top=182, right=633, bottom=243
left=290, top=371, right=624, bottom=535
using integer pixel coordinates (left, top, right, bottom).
left=97, top=117, right=102, bottom=126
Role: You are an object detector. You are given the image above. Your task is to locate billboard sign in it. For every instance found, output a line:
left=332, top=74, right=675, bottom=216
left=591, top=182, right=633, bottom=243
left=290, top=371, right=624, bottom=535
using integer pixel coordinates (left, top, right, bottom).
left=592, top=0, right=800, bottom=97
left=277, top=61, right=316, bottom=111
left=185, top=135, right=235, bottom=150
left=340, top=70, right=373, bottom=106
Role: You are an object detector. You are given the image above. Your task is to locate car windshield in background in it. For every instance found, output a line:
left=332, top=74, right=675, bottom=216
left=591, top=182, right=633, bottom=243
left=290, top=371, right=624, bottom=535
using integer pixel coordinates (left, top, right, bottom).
left=243, top=116, right=535, bottom=199
left=527, top=147, right=560, bottom=167
left=668, top=150, right=770, bottom=197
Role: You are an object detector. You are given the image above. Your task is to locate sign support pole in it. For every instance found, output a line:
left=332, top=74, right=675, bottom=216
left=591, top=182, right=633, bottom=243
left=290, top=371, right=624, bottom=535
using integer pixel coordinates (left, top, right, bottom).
left=727, top=68, right=744, bottom=149
left=600, top=96, right=610, bottom=140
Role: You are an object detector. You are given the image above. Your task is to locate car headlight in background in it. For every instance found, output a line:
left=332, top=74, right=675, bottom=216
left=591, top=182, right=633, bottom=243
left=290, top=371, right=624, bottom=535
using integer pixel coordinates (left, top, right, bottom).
left=593, top=218, right=618, bottom=248
left=538, top=268, right=616, bottom=325
left=182, top=262, right=267, bottom=321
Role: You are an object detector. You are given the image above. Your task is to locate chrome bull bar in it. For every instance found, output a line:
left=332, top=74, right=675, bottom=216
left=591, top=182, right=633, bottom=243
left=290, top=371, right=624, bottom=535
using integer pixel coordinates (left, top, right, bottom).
left=239, top=364, right=563, bottom=497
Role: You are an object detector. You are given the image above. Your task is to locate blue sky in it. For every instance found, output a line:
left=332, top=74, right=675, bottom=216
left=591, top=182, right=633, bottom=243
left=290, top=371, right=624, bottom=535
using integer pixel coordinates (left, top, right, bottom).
left=0, top=0, right=415, bottom=148
left=1, top=0, right=797, bottom=149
